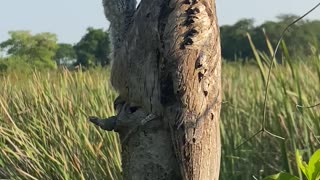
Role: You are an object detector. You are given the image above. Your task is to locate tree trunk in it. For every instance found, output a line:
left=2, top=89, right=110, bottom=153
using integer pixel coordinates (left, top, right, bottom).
left=90, top=0, right=222, bottom=179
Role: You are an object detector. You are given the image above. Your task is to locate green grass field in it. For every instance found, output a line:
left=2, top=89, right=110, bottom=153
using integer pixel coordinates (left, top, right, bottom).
left=0, top=55, right=319, bottom=179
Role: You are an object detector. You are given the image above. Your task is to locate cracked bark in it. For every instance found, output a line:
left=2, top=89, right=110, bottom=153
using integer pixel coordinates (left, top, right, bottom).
left=90, top=0, right=221, bottom=179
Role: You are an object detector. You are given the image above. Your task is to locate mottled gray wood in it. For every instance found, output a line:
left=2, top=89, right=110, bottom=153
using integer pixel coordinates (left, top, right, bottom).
left=97, top=0, right=222, bottom=179
left=102, top=0, right=137, bottom=49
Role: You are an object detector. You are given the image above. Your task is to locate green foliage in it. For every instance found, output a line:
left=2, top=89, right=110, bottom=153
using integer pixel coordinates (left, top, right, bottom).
left=220, top=18, right=255, bottom=60
left=263, top=150, right=320, bottom=180
left=296, top=149, right=320, bottom=180
left=220, top=15, right=320, bottom=60
left=74, top=27, right=111, bottom=68
left=0, top=56, right=34, bottom=74
left=0, top=62, right=8, bottom=74
left=54, top=43, right=76, bottom=66
left=0, top=28, right=112, bottom=71
left=0, top=31, right=58, bottom=70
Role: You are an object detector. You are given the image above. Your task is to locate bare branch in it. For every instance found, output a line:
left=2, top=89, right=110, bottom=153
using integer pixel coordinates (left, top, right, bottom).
left=296, top=102, right=320, bottom=109
left=262, top=1, right=320, bottom=128
left=236, top=2, right=320, bottom=149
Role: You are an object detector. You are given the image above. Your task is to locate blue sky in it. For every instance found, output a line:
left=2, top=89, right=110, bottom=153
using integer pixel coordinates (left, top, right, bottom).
left=0, top=0, right=319, bottom=44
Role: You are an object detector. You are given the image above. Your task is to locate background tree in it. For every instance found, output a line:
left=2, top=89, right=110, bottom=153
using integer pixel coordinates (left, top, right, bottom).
left=0, top=31, right=58, bottom=70
left=220, top=18, right=255, bottom=60
left=220, top=15, right=320, bottom=61
left=74, top=27, right=111, bottom=67
left=54, top=43, right=76, bottom=66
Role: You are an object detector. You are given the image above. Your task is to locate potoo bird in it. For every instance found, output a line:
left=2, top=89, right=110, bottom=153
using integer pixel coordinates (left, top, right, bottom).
left=102, top=0, right=221, bottom=179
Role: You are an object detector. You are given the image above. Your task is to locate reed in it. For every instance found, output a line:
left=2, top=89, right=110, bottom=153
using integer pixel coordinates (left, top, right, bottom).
left=0, top=47, right=319, bottom=179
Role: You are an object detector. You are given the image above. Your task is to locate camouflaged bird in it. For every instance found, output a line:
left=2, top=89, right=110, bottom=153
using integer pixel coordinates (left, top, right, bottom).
left=99, top=0, right=221, bottom=179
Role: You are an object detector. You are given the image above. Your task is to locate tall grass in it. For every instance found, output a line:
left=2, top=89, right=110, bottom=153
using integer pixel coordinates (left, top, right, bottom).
left=220, top=36, right=320, bottom=179
left=0, top=69, right=121, bottom=179
left=0, top=51, right=319, bottom=179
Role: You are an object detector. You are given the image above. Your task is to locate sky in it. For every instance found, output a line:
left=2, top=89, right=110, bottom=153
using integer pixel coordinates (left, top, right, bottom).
left=0, top=0, right=320, bottom=44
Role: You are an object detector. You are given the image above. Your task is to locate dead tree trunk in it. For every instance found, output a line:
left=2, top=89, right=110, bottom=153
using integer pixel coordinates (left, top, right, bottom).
left=90, top=0, right=221, bottom=179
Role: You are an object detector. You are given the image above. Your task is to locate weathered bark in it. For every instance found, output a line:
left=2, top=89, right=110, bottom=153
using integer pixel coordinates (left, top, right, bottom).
left=90, top=0, right=222, bottom=179
left=162, top=1, right=221, bottom=179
